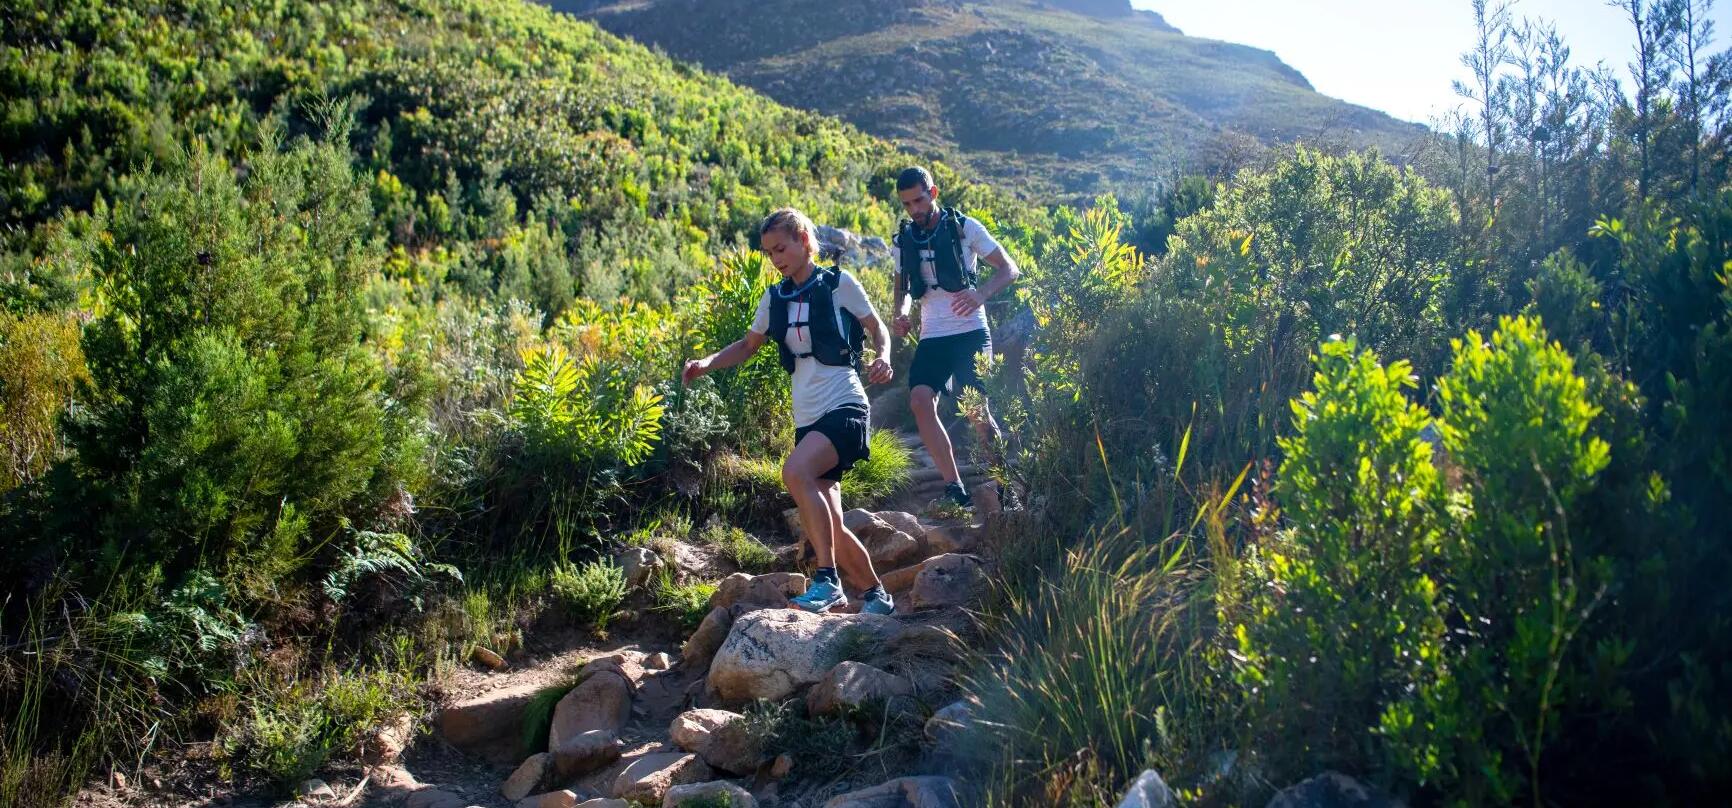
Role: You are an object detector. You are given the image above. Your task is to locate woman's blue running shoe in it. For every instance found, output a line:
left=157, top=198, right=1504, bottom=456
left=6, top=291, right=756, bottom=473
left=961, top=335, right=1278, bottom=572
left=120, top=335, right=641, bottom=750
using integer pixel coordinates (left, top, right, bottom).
left=791, top=577, right=847, bottom=613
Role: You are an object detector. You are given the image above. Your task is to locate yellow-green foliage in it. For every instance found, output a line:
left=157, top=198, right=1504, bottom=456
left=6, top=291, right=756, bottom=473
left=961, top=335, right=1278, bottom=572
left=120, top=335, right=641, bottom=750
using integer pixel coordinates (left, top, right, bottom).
left=0, top=311, right=86, bottom=492
left=1231, top=337, right=1447, bottom=774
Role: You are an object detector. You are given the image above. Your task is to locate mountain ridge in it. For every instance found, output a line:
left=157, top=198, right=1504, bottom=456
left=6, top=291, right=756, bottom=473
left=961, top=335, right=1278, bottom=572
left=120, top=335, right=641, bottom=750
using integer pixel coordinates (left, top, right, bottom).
left=543, top=0, right=1426, bottom=196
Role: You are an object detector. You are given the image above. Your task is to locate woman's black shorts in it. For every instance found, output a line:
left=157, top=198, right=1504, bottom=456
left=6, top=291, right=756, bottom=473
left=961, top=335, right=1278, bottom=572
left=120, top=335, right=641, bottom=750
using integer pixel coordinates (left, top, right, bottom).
left=794, top=404, right=870, bottom=482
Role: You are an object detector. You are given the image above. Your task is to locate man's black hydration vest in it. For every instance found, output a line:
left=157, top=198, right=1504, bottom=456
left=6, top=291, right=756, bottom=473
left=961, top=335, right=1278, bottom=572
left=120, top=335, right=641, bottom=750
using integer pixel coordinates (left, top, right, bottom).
left=898, top=207, right=979, bottom=300
left=767, top=266, right=865, bottom=374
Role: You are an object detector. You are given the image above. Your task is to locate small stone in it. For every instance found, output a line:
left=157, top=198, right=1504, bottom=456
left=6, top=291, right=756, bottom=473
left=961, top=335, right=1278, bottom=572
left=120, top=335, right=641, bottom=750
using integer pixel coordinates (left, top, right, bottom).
left=549, top=669, right=633, bottom=749
left=1265, top=772, right=1397, bottom=808
left=874, top=511, right=926, bottom=541
left=806, top=661, right=914, bottom=715
left=1114, top=769, right=1176, bottom=808
left=573, top=800, right=629, bottom=808
left=663, top=780, right=758, bottom=807
left=502, top=752, right=554, bottom=801
left=769, top=754, right=794, bottom=779
left=970, top=483, right=1002, bottom=517
left=619, top=547, right=662, bottom=588
left=611, top=753, right=715, bottom=803
left=552, top=729, right=625, bottom=779
left=909, top=554, right=985, bottom=610
left=298, top=779, right=336, bottom=800
left=709, top=572, right=807, bottom=612
left=438, top=681, right=546, bottom=764
left=924, top=699, right=976, bottom=747
left=515, top=790, right=584, bottom=808
left=645, top=652, right=672, bottom=670
left=406, top=790, right=468, bottom=808
left=472, top=646, right=508, bottom=670
left=823, top=776, right=962, bottom=807
left=668, top=708, right=763, bottom=774
left=358, top=712, right=415, bottom=764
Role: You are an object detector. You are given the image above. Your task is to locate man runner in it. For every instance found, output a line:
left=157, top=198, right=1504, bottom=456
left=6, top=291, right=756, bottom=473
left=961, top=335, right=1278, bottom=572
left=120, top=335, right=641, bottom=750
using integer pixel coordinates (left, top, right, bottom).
left=891, top=167, right=1021, bottom=510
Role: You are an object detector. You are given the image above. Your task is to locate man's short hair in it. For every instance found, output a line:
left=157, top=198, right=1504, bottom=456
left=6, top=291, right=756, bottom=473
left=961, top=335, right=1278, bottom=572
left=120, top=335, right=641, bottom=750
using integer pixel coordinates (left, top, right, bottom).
left=896, top=167, right=935, bottom=192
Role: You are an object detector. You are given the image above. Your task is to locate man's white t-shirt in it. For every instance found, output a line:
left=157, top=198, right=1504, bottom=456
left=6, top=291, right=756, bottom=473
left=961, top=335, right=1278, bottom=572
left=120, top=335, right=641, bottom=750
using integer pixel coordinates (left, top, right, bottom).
left=749, top=270, right=879, bottom=428
left=894, top=215, right=1004, bottom=339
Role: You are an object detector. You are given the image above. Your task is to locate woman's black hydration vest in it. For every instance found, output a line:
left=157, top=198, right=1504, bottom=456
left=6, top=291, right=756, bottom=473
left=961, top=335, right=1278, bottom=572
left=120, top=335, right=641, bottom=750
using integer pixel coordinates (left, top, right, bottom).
left=767, top=267, right=865, bottom=374
left=898, top=207, right=978, bottom=300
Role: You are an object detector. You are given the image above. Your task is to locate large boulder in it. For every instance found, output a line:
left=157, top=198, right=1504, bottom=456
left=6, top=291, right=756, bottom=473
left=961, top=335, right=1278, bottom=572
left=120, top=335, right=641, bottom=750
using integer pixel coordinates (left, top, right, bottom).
left=708, top=610, right=904, bottom=702
left=909, top=554, right=985, bottom=610
left=663, top=781, right=758, bottom=808
left=549, top=668, right=633, bottom=750
left=668, top=709, right=764, bottom=775
left=611, top=753, right=715, bottom=804
left=823, top=776, right=963, bottom=807
left=437, top=682, right=546, bottom=763
left=806, top=661, right=914, bottom=715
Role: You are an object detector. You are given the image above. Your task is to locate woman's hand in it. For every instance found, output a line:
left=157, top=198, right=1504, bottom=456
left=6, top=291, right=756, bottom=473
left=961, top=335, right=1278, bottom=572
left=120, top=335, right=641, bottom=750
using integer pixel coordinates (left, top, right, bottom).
left=681, top=358, right=709, bottom=385
left=866, top=357, right=893, bottom=385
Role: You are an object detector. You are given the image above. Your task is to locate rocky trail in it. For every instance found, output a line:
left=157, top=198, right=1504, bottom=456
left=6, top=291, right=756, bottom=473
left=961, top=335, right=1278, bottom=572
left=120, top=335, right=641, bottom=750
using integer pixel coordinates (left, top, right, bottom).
left=276, top=425, right=1011, bottom=808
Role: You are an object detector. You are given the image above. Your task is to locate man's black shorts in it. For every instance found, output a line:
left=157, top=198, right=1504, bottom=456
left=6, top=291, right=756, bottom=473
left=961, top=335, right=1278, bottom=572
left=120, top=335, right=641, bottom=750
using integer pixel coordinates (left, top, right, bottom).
left=908, top=328, right=992, bottom=398
left=794, top=404, right=870, bottom=482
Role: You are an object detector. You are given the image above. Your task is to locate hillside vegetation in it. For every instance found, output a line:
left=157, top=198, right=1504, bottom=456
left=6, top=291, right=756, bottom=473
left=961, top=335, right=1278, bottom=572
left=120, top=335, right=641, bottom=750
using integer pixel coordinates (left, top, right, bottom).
left=2, top=0, right=1731, bottom=805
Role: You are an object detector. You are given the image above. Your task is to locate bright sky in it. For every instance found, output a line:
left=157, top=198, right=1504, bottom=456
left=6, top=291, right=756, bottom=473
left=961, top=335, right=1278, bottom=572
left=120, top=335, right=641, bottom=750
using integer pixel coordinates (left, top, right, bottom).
left=1137, top=0, right=1732, bottom=125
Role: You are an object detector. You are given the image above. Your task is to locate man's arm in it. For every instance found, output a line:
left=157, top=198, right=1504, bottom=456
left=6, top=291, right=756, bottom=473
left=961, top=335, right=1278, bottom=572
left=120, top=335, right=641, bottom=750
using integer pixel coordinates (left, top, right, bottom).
left=950, top=247, right=1021, bottom=317
left=892, top=266, right=913, bottom=337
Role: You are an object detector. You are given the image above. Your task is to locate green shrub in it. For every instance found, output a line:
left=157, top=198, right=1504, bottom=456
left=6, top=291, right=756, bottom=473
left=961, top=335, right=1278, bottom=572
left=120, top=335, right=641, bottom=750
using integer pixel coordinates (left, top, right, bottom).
left=841, top=429, right=913, bottom=505
left=1401, top=315, right=1612, bottom=802
left=549, top=560, right=628, bottom=631
left=699, top=522, right=777, bottom=572
left=217, top=666, right=417, bottom=793
left=650, top=571, right=718, bottom=630
left=1231, top=337, right=1448, bottom=776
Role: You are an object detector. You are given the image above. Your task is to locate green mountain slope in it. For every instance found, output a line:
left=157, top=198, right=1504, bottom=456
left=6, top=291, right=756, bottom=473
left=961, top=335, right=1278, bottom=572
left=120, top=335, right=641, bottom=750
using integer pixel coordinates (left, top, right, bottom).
left=1, top=0, right=958, bottom=309
left=544, top=0, right=1427, bottom=196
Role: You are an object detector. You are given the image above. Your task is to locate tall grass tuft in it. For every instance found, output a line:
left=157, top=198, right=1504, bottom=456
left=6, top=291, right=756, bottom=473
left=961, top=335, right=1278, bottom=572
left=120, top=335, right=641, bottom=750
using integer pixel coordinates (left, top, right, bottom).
left=962, top=523, right=1214, bottom=806
left=842, top=429, right=913, bottom=505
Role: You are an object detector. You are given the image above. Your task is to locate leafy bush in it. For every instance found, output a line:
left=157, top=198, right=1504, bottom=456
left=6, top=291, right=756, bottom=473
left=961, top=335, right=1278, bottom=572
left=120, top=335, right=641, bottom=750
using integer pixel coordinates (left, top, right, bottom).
left=1230, top=337, right=1448, bottom=776
left=216, top=666, right=417, bottom=793
left=549, top=560, right=628, bottom=631
left=510, top=344, right=665, bottom=468
left=1398, top=316, right=1612, bottom=802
